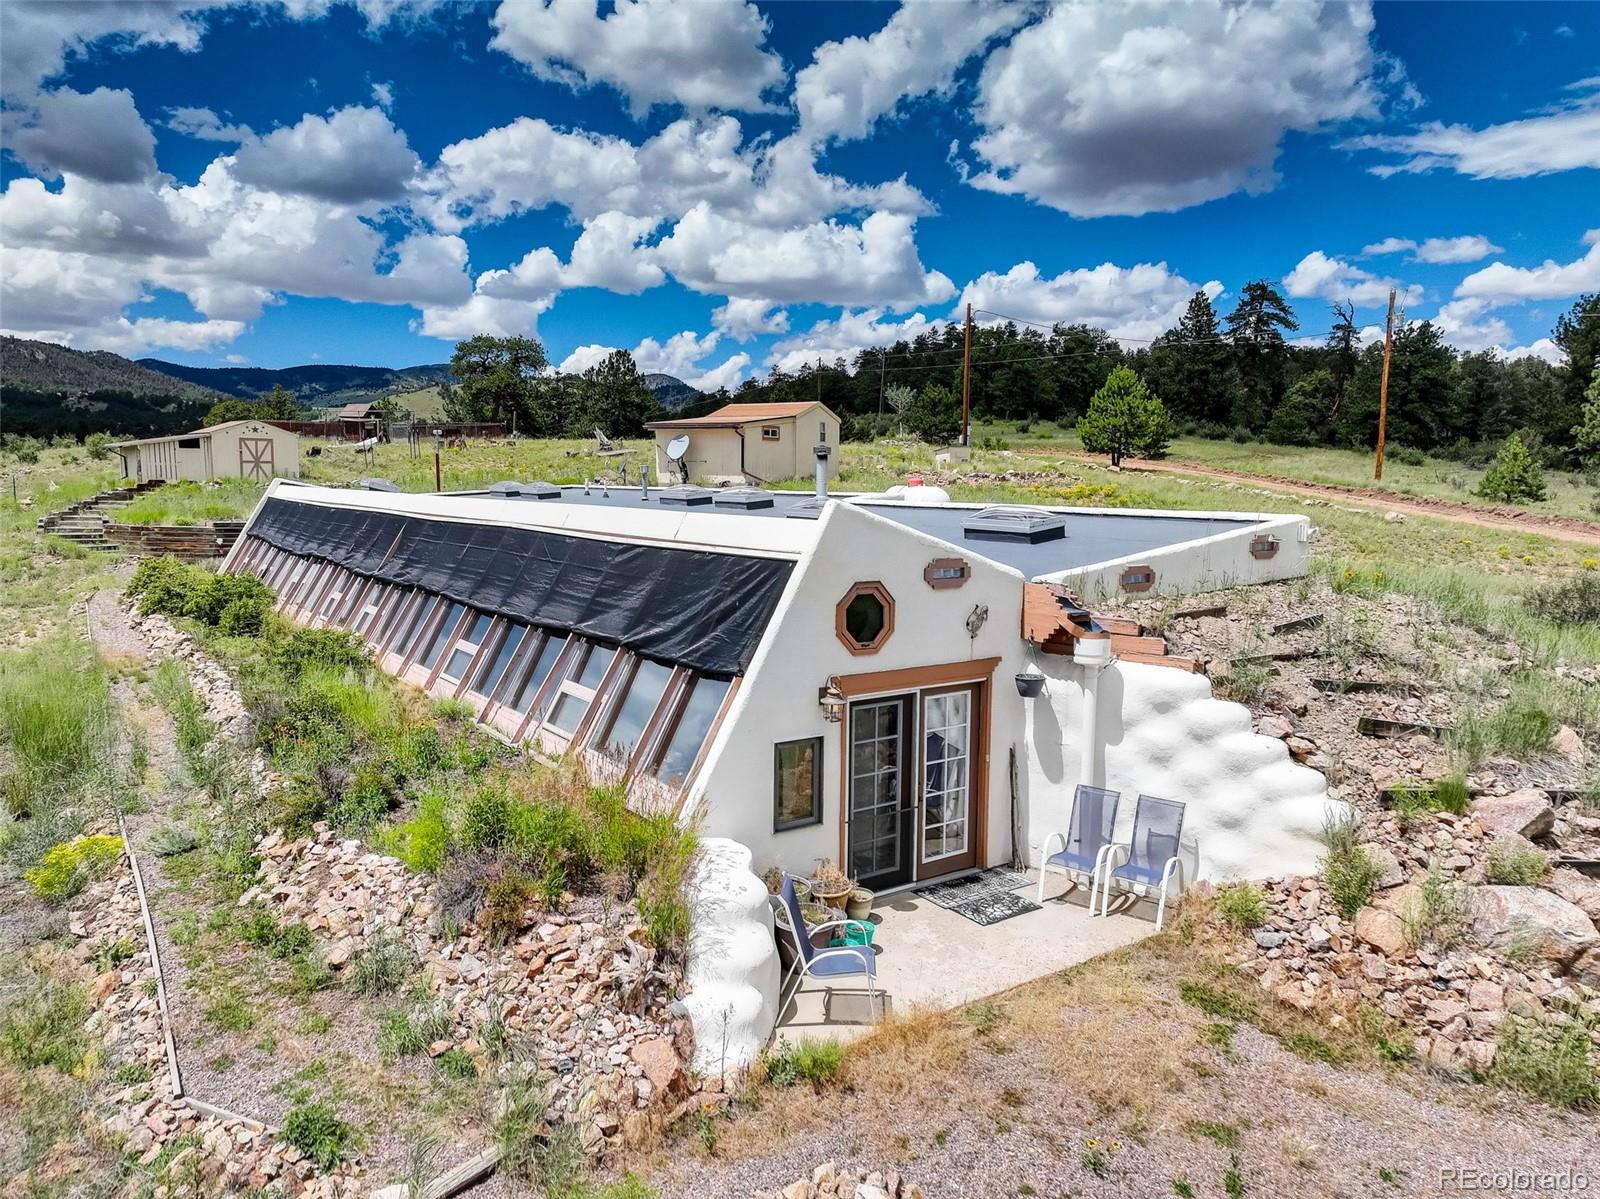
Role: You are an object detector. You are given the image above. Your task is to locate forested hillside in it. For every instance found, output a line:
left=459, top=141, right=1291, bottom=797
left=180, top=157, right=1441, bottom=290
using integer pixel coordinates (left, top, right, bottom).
left=724, top=288, right=1600, bottom=465
left=1, top=336, right=222, bottom=440
left=137, top=358, right=453, bottom=407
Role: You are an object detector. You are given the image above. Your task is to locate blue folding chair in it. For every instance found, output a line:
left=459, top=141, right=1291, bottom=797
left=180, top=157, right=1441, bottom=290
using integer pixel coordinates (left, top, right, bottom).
left=1036, top=784, right=1121, bottom=910
left=774, top=875, right=881, bottom=1021
left=1097, top=795, right=1187, bottom=929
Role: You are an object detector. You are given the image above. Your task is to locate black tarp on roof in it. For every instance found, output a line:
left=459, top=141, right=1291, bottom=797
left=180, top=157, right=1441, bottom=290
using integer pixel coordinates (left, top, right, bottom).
left=246, top=496, right=792, bottom=676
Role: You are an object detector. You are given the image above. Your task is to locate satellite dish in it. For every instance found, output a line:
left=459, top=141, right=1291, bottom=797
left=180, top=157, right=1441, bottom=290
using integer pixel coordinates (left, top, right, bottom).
left=665, top=434, right=690, bottom=461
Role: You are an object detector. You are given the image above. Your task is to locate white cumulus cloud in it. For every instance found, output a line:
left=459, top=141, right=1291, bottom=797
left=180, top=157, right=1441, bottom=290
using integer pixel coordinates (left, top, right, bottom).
left=232, top=105, right=420, bottom=204
left=488, top=0, right=785, bottom=116
left=1284, top=250, right=1422, bottom=308
left=8, top=87, right=157, bottom=182
left=766, top=309, right=938, bottom=375
left=1361, top=234, right=1503, bottom=264
left=955, top=260, right=1222, bottom=345
left=963, top=1, right=1388, bottom=216
left=794, top=0, right=1027, bottom=144
left=711, top=298, right=789, bottom=341
left=1453, top=230, right=1600, bottom=304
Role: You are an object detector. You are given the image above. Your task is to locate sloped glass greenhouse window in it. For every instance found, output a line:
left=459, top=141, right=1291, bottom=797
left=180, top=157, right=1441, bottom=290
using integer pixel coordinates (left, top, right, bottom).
left=654, top=676, right=730, bottom=787
left=595, top=658, right=673, bottom=760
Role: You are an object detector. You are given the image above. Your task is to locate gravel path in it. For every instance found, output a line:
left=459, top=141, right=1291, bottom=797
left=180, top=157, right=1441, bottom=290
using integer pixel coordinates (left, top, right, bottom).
left=85, top=589, right=497, bottom=1189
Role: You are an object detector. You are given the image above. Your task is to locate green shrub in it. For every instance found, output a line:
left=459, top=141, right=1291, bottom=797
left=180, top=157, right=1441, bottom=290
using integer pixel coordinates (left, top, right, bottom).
left=269, top=627, right=371, bottom=682
left=1527, top=575, right=1600, bottom=627
left=217, top=595, right=272, bottom=637
left=147, top=821, right=201, bottom=857
left=1390, top=773, right=1469, bottom=825
left=760, top=1036, right=844, bottom=1088
left=482, top=870, right=535, bottom=944
left=330, top=762, right=398, bottom=831
left=281, top=1100, right=353, bottom=1171
left=1178, top=981, right=1257, bottom=1023
left=85, top=432, right=114, bottom=460
left=1476, top=433, right=1547, bottom=503
left=24, top=834, right=123, bottom=900
left=0, top=641, right=114, bottom=826
left=348, top=933, right=417, bottom=996
left=436, top=1047, right=477, bottom=1079
left=379, top=790, right=451, bottom=873
left=1484, top=839, right=1549, bottom=886
left=1492, top=1012, right=1598, bottom=1108
left=242, top=911, right=317, bottom=960
left=1450, top=699, right=1556, bottom=766
left=1401, top=864, right=1472, bottom=951
left=0, top=974, right=90, bottom=1072
left=1216, top=658, right=1271, bottom=703
left=460, top=784, right=513, bottom=851
left=1321, top=812, right=1381, bottom=919
left=1214, top=882, right=1269, bottom=930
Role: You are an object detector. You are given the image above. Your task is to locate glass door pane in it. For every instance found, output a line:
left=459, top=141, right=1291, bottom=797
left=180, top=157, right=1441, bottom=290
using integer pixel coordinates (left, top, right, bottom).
left=847, top=698, right=910, bottom=886
left=921, top=690, right=971, bottom=862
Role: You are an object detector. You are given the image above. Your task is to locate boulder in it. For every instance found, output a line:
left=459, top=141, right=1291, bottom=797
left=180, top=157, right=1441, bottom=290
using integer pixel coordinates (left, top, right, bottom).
left=1469, top=886, right=1598, bottom=969
left=628, top=1038, right=684, bottom=1095
left=1256, top=715, right=1293, bottom=740
left=1546, top=868, right=1600, bottom=924
left=1353, top=906, right=1408, bottom=956
left=1550, top=725, right=1585, bottom=766
left=1472, top=790, right=1554, bottom=840
left=1568, top=946, right=1600, bottom=990
left=1359, top=843, right=1405, bottom=890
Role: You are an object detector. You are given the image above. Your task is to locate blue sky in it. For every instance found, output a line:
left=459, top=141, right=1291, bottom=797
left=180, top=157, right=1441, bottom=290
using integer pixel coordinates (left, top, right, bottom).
left=1, top=1, right=1596, bottom=387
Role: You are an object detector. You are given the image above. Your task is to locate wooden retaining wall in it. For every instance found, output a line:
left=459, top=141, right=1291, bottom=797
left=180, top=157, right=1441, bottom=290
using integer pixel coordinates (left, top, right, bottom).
left=105, top=520, right=246, bottom=560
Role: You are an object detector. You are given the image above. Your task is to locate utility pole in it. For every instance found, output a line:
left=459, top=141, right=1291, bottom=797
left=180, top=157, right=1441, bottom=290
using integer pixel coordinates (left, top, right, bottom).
left=877, top=350, right=886, bottom=417
left=960, top=302, right=973, bottom=447
left=1374, top=287, right=1396, bottom=481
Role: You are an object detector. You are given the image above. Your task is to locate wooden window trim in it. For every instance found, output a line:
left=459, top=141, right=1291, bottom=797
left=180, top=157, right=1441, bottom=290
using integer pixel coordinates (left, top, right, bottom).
left=460, top=618, right=515, bottom=702
left=373, top=588, right=420, bottom=656
left=538, top=642, right=623, bottom=754
left=382, top=592, right=438, bottom=668
left=923, top=557, right=970, bottom=590
left=773, top=735, right=824, bottom=832
left=760, top=425, right=781, bottom=441
left=434, top=609, right=495, bottom=691
left=835, top=580, right=895, bottom=656
left=411, top=601, right=470, bottom=686
left=510, top=635, right=584, bottom=744
left=1119, top=564, right=1157, bottom=594
left=483, top=627, right=547, bottom=737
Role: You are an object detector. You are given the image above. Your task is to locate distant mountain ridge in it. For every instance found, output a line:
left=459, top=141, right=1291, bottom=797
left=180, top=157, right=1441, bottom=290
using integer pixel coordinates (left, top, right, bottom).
left=3, top=336, right=224, bottom=400
left=642, top=373, right=703, bottom=410
left=138, top=358, right=454, bottom=408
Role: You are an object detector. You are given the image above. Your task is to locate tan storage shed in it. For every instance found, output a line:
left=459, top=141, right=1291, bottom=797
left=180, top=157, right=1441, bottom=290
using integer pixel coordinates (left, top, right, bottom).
left=646, top=402, right=840, bottom=484
left=109, top=419, right=301, bottom=484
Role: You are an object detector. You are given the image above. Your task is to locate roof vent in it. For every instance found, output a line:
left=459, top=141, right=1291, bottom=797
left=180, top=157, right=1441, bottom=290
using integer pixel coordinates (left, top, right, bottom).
left=785, top=496, right=829, bottom=520
left=657, top=484, right=715, bottom=507
left=712, top=487, right=775, bottom=510
left=358, top=478, right=400, bottom=492
left=962, top=505, right=1067, bottom=543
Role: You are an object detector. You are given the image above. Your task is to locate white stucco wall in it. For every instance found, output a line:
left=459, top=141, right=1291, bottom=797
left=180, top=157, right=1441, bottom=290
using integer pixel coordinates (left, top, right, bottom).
left=1020, top=654, right=1338, bottom=883
left=680, top=838, right=779, bottom=1077
left=1043, top=514, right=1313, bottom=602
left=688, top=501, right=1029, bottom=881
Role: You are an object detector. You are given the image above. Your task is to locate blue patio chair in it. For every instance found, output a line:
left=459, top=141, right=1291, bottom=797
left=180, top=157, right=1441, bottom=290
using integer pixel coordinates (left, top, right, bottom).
left=1035, top=784, right=1121, bottom=910
left=1097, top=795, right=1187, bottom=929
left=775, top=875, right=882, bottom=1022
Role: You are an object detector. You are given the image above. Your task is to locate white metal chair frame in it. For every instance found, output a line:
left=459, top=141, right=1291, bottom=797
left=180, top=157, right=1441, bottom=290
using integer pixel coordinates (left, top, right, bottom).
left=1035, top=831, right=1120, bottom=912
left=773, top=892, right=883, bottom=1022
left=1096, top=846, right=1186, bottom=930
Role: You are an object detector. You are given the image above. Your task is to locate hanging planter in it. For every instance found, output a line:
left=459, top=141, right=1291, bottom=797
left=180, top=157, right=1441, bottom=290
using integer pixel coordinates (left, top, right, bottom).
left=1015, top=669, right=1046, bottom=698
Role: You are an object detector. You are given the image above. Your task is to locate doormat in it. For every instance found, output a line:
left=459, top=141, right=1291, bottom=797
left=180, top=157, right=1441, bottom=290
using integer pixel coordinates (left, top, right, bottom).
left=917, top=868, right=1039, bottom=925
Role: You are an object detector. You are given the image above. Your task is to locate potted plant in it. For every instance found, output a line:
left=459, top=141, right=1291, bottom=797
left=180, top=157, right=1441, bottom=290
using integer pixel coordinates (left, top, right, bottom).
left=1015, top=668, right=1046, bottom=698
left=845, top=886, right=874, bottom=922
left=810, top=859, right=854, bottom=910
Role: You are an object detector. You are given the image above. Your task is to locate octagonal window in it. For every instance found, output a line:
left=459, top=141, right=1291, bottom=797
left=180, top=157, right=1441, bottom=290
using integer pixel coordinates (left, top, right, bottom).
left=836, top=581, right=894, bottom=655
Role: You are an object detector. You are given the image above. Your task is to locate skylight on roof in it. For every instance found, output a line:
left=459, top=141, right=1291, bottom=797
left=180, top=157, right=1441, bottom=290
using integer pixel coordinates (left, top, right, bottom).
left=657, top=485, right=715, bottom=506
left=962, top=506, right=1067, bottom=543
left=711, top=488, right=775, bottom=510
left=487, top=480, right=560, bottom=498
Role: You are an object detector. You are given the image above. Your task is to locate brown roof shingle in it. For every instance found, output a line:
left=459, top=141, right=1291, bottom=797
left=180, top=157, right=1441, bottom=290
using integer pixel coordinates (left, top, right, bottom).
left=645, top=401, right=826, bottom=430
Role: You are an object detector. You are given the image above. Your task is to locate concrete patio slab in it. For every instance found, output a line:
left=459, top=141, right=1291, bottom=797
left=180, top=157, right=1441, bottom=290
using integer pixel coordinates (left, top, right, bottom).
left=777, top=872, right=1158, bottom=1039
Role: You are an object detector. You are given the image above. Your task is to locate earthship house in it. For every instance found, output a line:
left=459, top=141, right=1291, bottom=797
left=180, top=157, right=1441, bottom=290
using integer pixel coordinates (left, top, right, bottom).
left=222, top=472, right=1328, bottom=892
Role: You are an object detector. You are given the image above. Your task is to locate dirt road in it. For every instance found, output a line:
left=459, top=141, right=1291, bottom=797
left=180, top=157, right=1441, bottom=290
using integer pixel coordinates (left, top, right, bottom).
left=1043, top=450, right=1600, bottom=547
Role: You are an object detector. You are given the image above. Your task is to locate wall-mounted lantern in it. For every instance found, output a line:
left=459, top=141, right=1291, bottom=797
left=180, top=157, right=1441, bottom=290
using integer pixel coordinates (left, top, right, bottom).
left=818, top=678, right=846, bottom=723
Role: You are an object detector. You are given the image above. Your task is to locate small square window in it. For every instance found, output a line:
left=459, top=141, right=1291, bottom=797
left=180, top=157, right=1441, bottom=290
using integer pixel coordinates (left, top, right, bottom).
left=177, top=437, right=201, bottom=449
left=774, top=737, right=822, bottom=831
left=761, top=426, right=781, bottom=441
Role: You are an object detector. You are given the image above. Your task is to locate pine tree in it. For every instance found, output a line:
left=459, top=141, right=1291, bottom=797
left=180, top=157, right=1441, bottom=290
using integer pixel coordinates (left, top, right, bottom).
left=1076, top=367, right=1170, bottom=467
left=1477, top=432, right=1547, bottom=503
left=1573, top=372, right=1600, bottom=467
left=1225, top=281, right=1298, bottom=431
